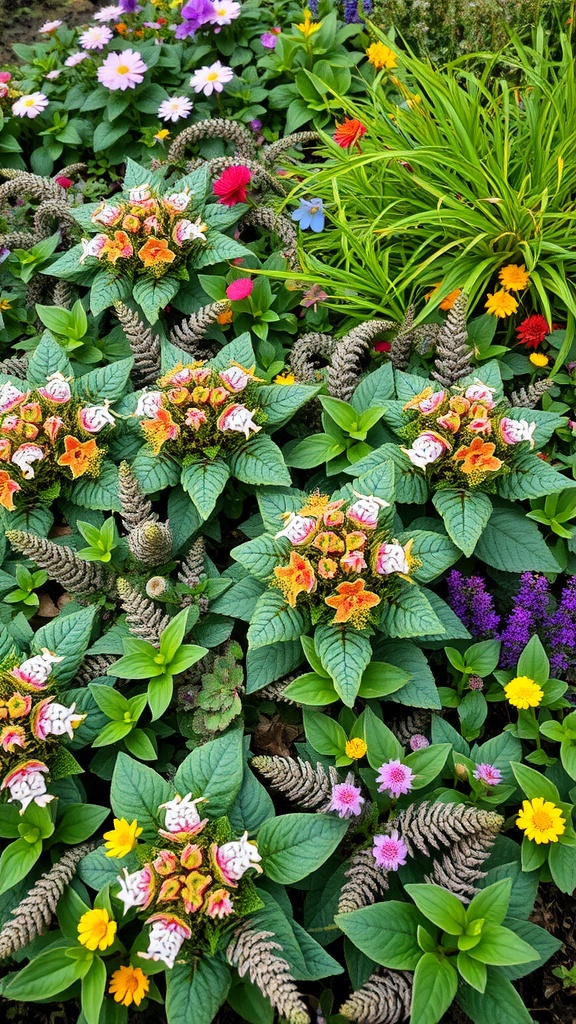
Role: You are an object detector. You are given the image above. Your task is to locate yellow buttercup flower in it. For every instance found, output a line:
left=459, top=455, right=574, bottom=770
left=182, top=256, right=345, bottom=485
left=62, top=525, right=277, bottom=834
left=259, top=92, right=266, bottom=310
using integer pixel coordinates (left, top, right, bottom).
left=154, top=128, right=170, bottom=142
left=366, top=42, right=397, bottom=69
left=485, top=290, right=518, bottom=318
left=0, top=299, right=11, bottom=312
left=345, top=737, right=367, bottom=760
left=103, top=818, right=143, bottom=858
left=295, top=10, right=321, bottom=37
left=529, top=352, right=549, bottom=368
left=516, top=797, right=565, bottom=844
left=109, top=965, right=150, bottom=1007
left=78, top=908, right=117, bottom=952
left=498, top=264, right=530, bottom=291
left=274, top=372, right=296, bottom=385
left=504, top=675, right=544, bottom=710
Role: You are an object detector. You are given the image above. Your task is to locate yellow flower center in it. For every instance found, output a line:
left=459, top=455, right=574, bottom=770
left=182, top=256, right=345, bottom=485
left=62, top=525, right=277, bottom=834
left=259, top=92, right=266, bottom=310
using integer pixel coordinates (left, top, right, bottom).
left=206, top=71, right=219, bottom=81
left=117, top=64, right=130, bottom=74
left=532, top=809, right=554, bottom=831
left=24, top=99, right=35, bottom=107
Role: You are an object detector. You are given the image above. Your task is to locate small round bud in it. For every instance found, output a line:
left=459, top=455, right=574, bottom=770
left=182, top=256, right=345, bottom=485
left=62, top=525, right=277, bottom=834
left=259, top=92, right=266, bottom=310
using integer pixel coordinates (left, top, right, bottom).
left=454, top=762, right=469, bottom=781
left=145, top=576, right=167, bottom=599
left=468, top=675, right=484, bottom=691
left=409, top=733, right=429, bottom=751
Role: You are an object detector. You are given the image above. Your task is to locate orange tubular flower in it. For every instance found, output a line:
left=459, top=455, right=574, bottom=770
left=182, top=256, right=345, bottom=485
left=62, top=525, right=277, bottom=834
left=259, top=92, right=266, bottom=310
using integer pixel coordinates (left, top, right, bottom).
left=101, top=231, right=133, bottom=264
left=325, top=578, right=381, bottom=626
left=334, top=117, right=367, bottom=149
left=138, top=237, right=176, bottom=268
left=454, top=437, right=502, bottom=475
left=0, top=471, right=20, bottom=510
left=57, top=437, right=100, bottom=479
left=141, top=408, right=180, bottom=454
left=274, top=551, right=316, bottom=607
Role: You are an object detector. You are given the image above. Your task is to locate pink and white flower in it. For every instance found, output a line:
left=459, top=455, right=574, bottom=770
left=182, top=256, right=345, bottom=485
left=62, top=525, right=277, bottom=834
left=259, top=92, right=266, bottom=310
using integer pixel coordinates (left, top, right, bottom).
left=499, top=416, right=536, bottom=449
left=31, top=697, right=86, bottom=740
left=217, top=403, right=261, bottom=439
left=219, top=366, right=253, bottom=393
left=153, top=850, right=178, bottom=875
left=402, top=431, right=450, bottom=469
left=340, top=549, right=367, bottom=574
left=140, top=913, right=192, bottom=968
left=215, top=832, right=262, bottom=883
left=347, top=492, right=390, bottom=530
left=37, top=372, right=72, bottom=404
left=184, top=408, right=207, bottom=430
left=80, top=234, right=108, bottom=263
left=158, top=792, right=208, bottom=841
left=97, top=49, right=148, bottom=91
left=129, top=184, right=152, bottom=203
left=468, top=417, right=492, bottom=434
left=93, top=4, right=124, bottom=20
left=0, top=725, right=26, bottom=751
left=158, top=97, right=194, bottom=122
left=65, top=52, right=90, bottom=66
left=409, top=734, right=429, bottom=751
left=274, top=512, right=317, bottom=545
left=189, top=61, right=233, bottom=97
left=375, top=542, right=410, bottom=576
left=79, top=25, right=113, bottom=50
left=209, top=0, right=241, bottom=25
left=12, top=93, right=49, bottom=118
left=92, top=203, right=123, bottom=227
left=1, top=760, right=54, bottom=814
left=79, top=403, right=116, bottom=433
left=418, top=390, right=446, bottom=414
left=135, top=391, right=164, bottom=418
left=204, top=890, right=234, bottom=918
left=172, top=218, right=207, bottom=244
left=116, top=864, right=156, bottom=912
left=45, top=70, right=62, bottom=81
left=464, top=381, right=496, bottom=410
left=376, top=759, right=414, bottom=798
left=11, top=649, right=64, bottom=689
left=327, top=777, right=365, bottom=818
left=372, top=830, right=408, bottom=870
left=0, top=382, right=28, bottom=414
left=39, top=19, right=63, bottom=33
left=43, top=416, right=65, bottom=442
left=11, top=443, right=44, bottom=480
left=473, top=763, right=503, bottom=786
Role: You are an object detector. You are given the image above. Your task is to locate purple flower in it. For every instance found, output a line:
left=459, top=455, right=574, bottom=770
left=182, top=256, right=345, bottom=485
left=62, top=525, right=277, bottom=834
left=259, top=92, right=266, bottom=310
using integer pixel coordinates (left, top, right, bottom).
left=447, top=570, right=500, bottom=638
left=376, top=759, right=414, bottom=798
left=546, top=577, right=576, bottom=676
left=326, top=778, right=365, bottom=818
left=343, top=0, right=362, bottom=22
left=0, top=246, right=10, bottom=264
left=409, top=734, right=429, bottom=751
left=372, top=830, right=408, bottom=870
left=249, top=118, right=262, bottom=131
left=119, top=0, right=141, bottom=10
left=468, top=675, right=484, bottom=690
left=176, top=0, right=214, bottom=36
left=260, top=31, right=277, bottom=48
left=473, top=763, right=503, bottom=787
left=500, top=573, right=550, bottom=667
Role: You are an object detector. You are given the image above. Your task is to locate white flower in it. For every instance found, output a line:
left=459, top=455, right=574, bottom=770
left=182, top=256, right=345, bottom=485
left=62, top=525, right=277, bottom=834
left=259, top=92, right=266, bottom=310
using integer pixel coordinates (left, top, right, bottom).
left=375, top=542, right=410, bottom=576
left=37, top=372, right=72, bottom=403
left=65, top=52, right=90, bottom=67
left=216, top=831, right=262, bottom=882
left=129, top=184, right=152, bottom=202
left=219, top=365, right=250, bottom=392
left=464, top=381, right=497, bottom=410
left=402, top=431, right=449, bottom=469
left=2, top=762, right=55, bottom=815
left=116, top=866, right=155, bottom=913
left=91, top=203, right=122, bottom=226
left=274, top=513, right=317, bottom=545
left=158, top=96, right=193, bottom=123
left=139, top=915, right=191, bottom=969
left=79, top=235, right=108, bottom=263
left=39, top=19, right=63, bottom=33
left=209, top=0, right=241, bottom=25
left=0, top=382, right=28, bottom=413
left=216, top=403, right=261, bottom=439
left=45, top=70, right=62, bottom=80
left=158, top=793, right=208, bottom=836
left=172, top=217, right=207, bottom=244
left=11, top=443, right=45, bottom=480
left=12, top=93, right=49, bottom=118
left=500, top=416, right=536, bottom=449
left=189, top=61, right=233, bottom=97
left=79, top=402, right=116, bottom=433
left=347, top=492, right=390, bottom=529
left=33, top=699, right=86, bottom=740
left=93, top=4, right=124, bottom=21
left=135, top=391, right=164, bottom=418
left=79, top=25, right=113, bottom=50
left=164, top=189, right=193, bottom=213
left=11, top=648, right=64, bottom=688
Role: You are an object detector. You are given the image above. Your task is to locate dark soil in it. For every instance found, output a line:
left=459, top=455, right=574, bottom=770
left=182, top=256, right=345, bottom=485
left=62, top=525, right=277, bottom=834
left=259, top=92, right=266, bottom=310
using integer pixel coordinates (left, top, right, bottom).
left=0, top=0, right=98, bottom=65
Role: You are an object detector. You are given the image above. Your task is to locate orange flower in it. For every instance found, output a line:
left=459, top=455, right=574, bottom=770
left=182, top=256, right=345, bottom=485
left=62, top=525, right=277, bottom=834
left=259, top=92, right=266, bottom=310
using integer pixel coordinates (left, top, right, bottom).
left=57, top=436, right=101, bottom=479
left=101, top=231, right=133, bottom=264
left=454, top=436, right=502, bottom=475
left=334, top=118, right=367, bottom=149
left=325, top=579, right=380, bottom=626
left=217, top=309, right=233, bottom=325
left=425, top=283, right=462, bottom=310
left=138, top=237, right=176, bottom=268
left=141, top=408, right=180, bottom=454
left=274, top=551, right=316, bottom=607
left=0, top=471, right=20, bottom=510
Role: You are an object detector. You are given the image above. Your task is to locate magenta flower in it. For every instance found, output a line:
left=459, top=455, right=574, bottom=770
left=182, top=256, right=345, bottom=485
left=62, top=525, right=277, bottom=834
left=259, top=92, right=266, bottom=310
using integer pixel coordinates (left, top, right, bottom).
left=473, top=763, right=502, bottom=787
left=376, top=759, right=414, bottom=798
left=97, top=49, right=148, bottom=91
left=260, top=31, right=278, bottom=48
left=409, top=734, right=429, bottom=751
left=327, top=779, right=365, bottom=819
left=226, top=278, right=253, bottom=301
left=372, top=830, right=408, bottom=870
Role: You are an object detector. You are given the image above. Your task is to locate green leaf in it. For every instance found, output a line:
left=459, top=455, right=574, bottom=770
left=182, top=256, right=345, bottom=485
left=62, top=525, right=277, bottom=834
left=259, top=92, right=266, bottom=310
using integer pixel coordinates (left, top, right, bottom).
left=181, top=460, right=230, bottom=520
left=110, top=752, right=172, bottom=841
left=27, top=334, right=71, bottom=385
left=510, top=762, right=560, bottom=803
left=245, top=640, right=303, bottom=693
left=516, top=635, right=550, bottom=685
left=468, top=924, right=538, bottom=966
left=457, top=952, right=487, bottom=993
left=282, top=672, right=338, bottom=705
left=193, top=230, right=252, bottom=268
left=131, top=449, right=181, bottom=494
left=76, top=358, right=134, bottom=402
left=467, top=879, right=512, bottom=926
left=231, top=534, right=288, bottom=581
left=1, top=945, right=81, bottom=1001
left=174, top=729, right=244, bottom=817
left=0, top=838, right=42, bottom=894
left=548, top=840, right=576, bottom=893
left=247, top=590, right=309, bottom=649
left=405, top=884, right=466, bottom=935
left=357, top=661, right=411, bottom=698
left=360, top=705, right=403, bottom=766
left=314, top=624, right=372, bottom=707
left=257, top=813, right=348, bottom=883
left=32, top=605, right=97, bottom=684
left=228, top=768, right=275, bottom=832
left=70, top=462, right=121, bottom=512
left=285, top=434, right=346, bottom=469
left=303, top=709, right=348, bottom=757
left=133, top=275, right=179, bottom=325
left=475, top=506, right=560, bottom=573
left=90, top=271, right=131, bottom=316
left=404, top=743, right=452, bottom=789
left=81, top=955, right=106, bottom=1024
left=406, top=529, right=461, bottom=583
left=165, top=960, right=231, bottom=1024
left=335, top=902, right=421, bottom=969
left=54, top=804, right=109, bottom=845
left=255, top=383, right=320, bottom=427
left=380, top=584, right=444, bottom=638
left=458, top=969, right=534, bottom=1023
left=228, top=434, right=291, bottom=487
left=376, top=639, right=441, bottom=709
left=411, top=954, right=458, bottom=1024
left=432, top=489, right=492, bottom=556
left=498, top=453, right=576, bottom=501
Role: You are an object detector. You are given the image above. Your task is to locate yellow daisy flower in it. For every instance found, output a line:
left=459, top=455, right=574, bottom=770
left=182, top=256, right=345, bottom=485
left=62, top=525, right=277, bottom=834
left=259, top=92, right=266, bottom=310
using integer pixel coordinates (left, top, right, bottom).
left=274, top=371, right=296, bottom=385
left=103, top=818, right=143, bottom=858
left=78, top=908, right=117, bottom=952
left=504, top=675, right=544, bottom=710
left=485, top=290, right=519, bottom=318
left=529, top=352, right=549, bottom=368
left=516, top=797, right=565, bottom=844
left=366, top=42, right=397, bottom=69
left=109, top=965, right=149, bottom=1007
left=498, top=264, right=530, bottom=291
left=345, top=737, right=367, bottom=759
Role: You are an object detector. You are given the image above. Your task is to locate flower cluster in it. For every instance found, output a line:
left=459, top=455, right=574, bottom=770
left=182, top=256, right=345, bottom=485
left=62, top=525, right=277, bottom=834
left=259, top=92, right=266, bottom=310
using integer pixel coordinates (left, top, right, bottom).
left=110, top=794, right=263, bottom=966
left=271, top=491, right=419, bottom=628
left=401, top=381, right=536, bottom=489
left=0, top=650, right=85, bottom=814
left=135, top=360, right=271, bottom=459
left=0, top=376, right=114, bottom=510
left=80, top=183, right=207, bottom=278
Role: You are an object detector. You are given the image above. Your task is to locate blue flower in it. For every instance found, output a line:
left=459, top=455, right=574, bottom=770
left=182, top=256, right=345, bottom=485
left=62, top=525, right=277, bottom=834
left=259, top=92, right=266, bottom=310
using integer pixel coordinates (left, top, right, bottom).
left=291, top=198, right=325, bottom=233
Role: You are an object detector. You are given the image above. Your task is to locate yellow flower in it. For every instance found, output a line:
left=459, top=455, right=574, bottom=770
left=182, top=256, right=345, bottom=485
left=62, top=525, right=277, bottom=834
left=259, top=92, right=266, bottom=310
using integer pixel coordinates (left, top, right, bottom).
left=516, top=797, right=565, bottom=844
left=78, top=909, right=117, bottom=952
left=103, top=818, right=143, bottom=858
left=295, top=10, right=321, bottom=36
left=529, top=352, right=549, bottom=368
left=485, top=290, right=518, bottom=318
left=274, top=372, right=296, bottom=385
left=366, top=41, right=397, bottom=69
left=504, top=675, right=544, bottom=710
left=109, top=965, right=149, bottom=1007
left=0, top=299, right=11, bottom=312
left=498, top=264, right=530, bottom=291
left=154, top=128, right=170, bottom=142
left=345, top=737, right=367, bottom=760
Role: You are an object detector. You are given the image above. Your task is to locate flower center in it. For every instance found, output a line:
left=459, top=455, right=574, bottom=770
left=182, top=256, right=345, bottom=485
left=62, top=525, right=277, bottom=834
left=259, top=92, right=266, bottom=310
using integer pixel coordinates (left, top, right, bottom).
left=24, top=99, right=36, bottom=107
left=117, top=64, right=130, bottom=74
left=532, top=810, right=554, bottom=831
left=309, top=205, right=319, bottom=213
left=390, top=767, right=406, bottom=783
left=206, top=72, right=219, bottom=81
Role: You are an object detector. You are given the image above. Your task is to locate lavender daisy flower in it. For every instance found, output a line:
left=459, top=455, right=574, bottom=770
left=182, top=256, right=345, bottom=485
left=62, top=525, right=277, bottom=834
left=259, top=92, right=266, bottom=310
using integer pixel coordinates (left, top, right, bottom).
left=376, top=759, right=414, bottom=798
left=473, top=763, right=503, bottom=787
left=326, top=777, right=365, bottom=818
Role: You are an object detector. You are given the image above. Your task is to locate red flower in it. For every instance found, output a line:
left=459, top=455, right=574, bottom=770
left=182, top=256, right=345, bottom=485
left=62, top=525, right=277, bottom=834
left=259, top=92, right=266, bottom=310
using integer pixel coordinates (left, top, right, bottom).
left=374, top=341, right=391, bottom=353
left=333, top=118, right=367, bottom=149
left=516, top=314, right=549, bottom=349
left=226, top=278, right=253, bottom=300
left=54, top=175, right=73, bottom=189
left=213, top=166, right=252, bottom=207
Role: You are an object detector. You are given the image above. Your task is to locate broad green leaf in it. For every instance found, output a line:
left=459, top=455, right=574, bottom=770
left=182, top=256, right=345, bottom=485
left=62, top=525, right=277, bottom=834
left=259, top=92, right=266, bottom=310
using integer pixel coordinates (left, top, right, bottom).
left=174, top=729, right=244, bottom=817
left=411, top=954, right=458, bottom=1024
left=468, top=924, right=538, bottom=966
left=457, top=967, right=533, bottom=1024
left=498, top=453, right=576, bottom=502
left=110, top=752, right=171, bottom=840
left=475, top=506, right=560, bottom=573
left=432, top=489, right=492, bottom=556
left=0, top=838, right=42, bottom=895
left=229, top=433, right=291, bottom=487
left=165, top=959, right=231, bottom=1024
left=257, top=813, right=348, bottom=883
left=405, top=884, right=466, bottom=935
left=467, top=879, right=511, bottom=926
left=510, top=762, right=560, bottom=804
left=247, top=590, right=309, bottom=649
left=380, top=584, right=444, bottom=638
left=1, top=945, right=82, bottom=1001
left=181, top=460, right=230, bottom=520
left=404, top=743, right=452, bottom=789
left=314, top=624, right=372, bottom=707
left=335, top=902, right=421, bottom=969
left=303, top=709, right=348, bottom=757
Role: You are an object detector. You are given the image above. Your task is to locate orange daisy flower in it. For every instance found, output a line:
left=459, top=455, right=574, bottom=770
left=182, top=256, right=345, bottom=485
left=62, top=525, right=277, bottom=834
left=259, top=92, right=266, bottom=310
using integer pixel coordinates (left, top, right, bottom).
left=454, top=436, right=502, bottom=475
left=334, top=118, right=367, bottom=149
left=325, top=578, right=380, bottom=626
left=138, top=237, right=176, bottom=268
left=0, top=471, right=20, bottom=510
left=57, top=436, right=101, bottom=479
left=101, top=231, right=133, bottom=265
left=274, top=551, right=316, bottom=608
left=141, top=408, right=180, bottom=454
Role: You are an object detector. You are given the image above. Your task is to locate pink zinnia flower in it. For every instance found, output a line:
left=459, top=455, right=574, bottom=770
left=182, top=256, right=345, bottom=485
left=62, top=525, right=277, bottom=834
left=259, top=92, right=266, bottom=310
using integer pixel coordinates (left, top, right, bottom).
left=226, top=278, right=253, bottom=300
left=327, top=779, right=365, bottom=819
left=213, top=165, right=251, bottom=206
left=473, top=763, right=502, bottom=787
left=376, top=759, right=414, bottom=798
left=97, top=49, right=148, bottom=90
left=372, top=830, right=408, bottom=871
left=409, top=734, right=429, bottom=751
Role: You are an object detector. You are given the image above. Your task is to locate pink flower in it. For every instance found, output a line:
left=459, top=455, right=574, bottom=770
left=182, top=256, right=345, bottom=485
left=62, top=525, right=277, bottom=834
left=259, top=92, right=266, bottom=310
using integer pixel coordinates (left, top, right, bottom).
left=215, top=832, right=262, bottom=882
left=217, top=403, right=261, bottom=439
left=340, top=549, right=367, bottom=574
left=473, top=763, right=503, bottom=787
left=204, top=889, right=234, bottom=919
left=31, top=697, right=85, bottom=740
left=54, top=175, right=73, bottom=189
left=37, top=372, right=71, bottom=404
left=158, top=793, right=208, bottom=841
left=97, top=49, right=148, bottom=91
left=43, top=416, right=65, bottom=442
left=11, top=443, right=44, bottom=480
left=92, top=203, right=123, bottom=227
left=143, top=215, right=160, bottom=234
left=79, top=25, right=113, bottom=49
left=39, top=19, right=62, bottom=33
left=153, top=850, right=178, bottom=875
left=184, top=408, right=207, bottom=430
left=140, top=913, right=191, bottom=969
left=0, top=382, right=28, bottom=414
left=437, top=411, right=460, bottom=433
left=327, top=779, right=365, bottom=818
left=12, top=93, right=49, bottom=118
left=219, top=365, right=252, bottom=392
left=172, top=218, right=207, bottom=244
left=375, top=542, right=410, bottom=576
left=468, top=418, right=492, bottom=434
left=11, top=649, right=63, bottom=689
left=116, top=865, right=156, bottom=913
left=499, top=416, right=536, bottom=449
left=402, top=431, right=450, bottom=469
left=376, top=759, right=414, bottom=798
left=347, top=492, right=390, bottom=530
left=80, top=235, right=108, bottom=263
left=226, top=278, right=253, bottom=301
left=1, top=760, right=54, bottom=814
left=0, top=72, right=11, bottom=83
left=45, top=70, right=62, bottom=81
left=93, top=3, right=123, bottom=20
left=464, top=383, right=496, bottom=410
left=372, top=830, right=408, bottom=870
left=418, top=390, right=446, bottom=414
left=214, top=166, right=251, bottom=207
left=409, top=734, right=429, bottom=751
left=78, top=403, right=115, bottom=433
left=0, top=725, right=26, bottom=751
left=64, top=52, right=90, bottom=67
left=274, top=513, right=317, bottom=545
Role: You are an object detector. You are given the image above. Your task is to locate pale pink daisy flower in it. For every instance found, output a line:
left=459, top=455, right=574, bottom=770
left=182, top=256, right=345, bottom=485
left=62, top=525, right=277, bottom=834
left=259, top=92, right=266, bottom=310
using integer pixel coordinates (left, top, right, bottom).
left=209, top=0, right=241, bottom=25
left=79, top=25, right=113, bottom=50
left=189, top=61, right=233, bottom=97
left=158, top=96, right=193, bottom=122
left=376, top=758, right=414, bottom=798
left=327, top=778, right=365, bottom=819
left=372, top=830, right=408, bottom=871
left=409, top=734, right=429, bottom=751
left=473, top=763, right=502, bottom=787
left=12, top=93, right=49, bottom=118
left=39, top=19, right=62, bottom=33
left=93, top=4, right=124, bottom=21
left=65, top=52, right=90, bottom=66
left=97, top=49, right=148, bottom=91
left=45, top=70, right=62, bottom=80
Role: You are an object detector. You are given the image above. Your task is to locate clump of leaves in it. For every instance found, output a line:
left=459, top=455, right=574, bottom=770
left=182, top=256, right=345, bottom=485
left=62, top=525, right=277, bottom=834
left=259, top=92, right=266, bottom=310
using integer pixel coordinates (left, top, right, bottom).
left=178, top=641, right=244, bottom=740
